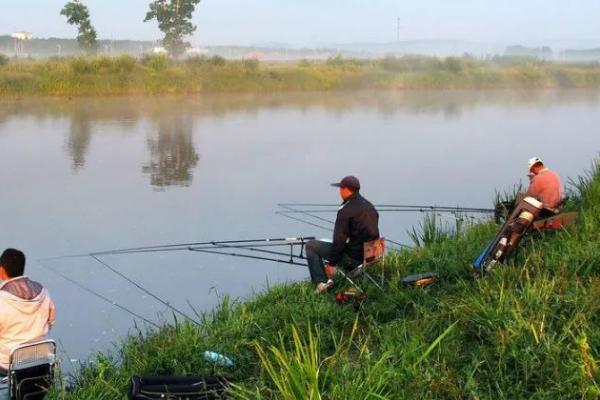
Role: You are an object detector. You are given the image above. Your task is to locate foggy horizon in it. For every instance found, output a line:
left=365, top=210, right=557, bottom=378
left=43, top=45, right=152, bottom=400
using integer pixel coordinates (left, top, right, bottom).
left=1, top=0, right=599, bottom=48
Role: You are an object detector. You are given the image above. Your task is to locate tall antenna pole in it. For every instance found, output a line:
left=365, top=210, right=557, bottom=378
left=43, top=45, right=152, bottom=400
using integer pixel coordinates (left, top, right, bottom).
left=397, top=17, right=400, bottom=42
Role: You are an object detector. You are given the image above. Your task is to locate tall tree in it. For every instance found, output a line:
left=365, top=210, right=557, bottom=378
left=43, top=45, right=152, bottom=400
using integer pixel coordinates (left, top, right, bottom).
left=144, top=0, right=201, bottom=58
left=60, top=0, right=97, bottom=54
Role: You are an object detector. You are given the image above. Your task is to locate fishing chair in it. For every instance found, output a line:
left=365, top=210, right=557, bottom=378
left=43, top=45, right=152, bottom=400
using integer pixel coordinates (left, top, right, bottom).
left=0, top=340, right=57, bottom=400
left=336, top=238, right=386, bottom=292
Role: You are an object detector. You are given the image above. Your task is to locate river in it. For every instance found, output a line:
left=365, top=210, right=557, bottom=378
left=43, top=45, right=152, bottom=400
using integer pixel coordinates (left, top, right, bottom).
left=1, top=89, right=599, bottom=366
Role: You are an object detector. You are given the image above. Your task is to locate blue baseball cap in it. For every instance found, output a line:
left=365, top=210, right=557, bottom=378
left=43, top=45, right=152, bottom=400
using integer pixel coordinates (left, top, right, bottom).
left=330, top=175, right=360, bottom=191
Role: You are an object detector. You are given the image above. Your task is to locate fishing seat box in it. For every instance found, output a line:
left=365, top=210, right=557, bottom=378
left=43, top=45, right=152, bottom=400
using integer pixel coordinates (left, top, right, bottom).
left=130, top=375, right=229, bottom=400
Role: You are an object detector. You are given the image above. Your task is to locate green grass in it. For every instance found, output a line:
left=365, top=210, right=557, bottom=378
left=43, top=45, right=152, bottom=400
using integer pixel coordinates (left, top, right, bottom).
left=48, top=159, right=600, bottom=399
left=1, top=55, right=600, bottom=97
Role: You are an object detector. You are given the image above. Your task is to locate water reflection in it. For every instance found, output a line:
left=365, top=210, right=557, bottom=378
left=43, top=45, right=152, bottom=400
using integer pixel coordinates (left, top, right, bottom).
left=65, top=110, right=92, bottom=171
left=143, top=115, right=199, bottom=188
left=3, top=90, right=599, bottom=125
left=1, top=90, right=599, bottom=188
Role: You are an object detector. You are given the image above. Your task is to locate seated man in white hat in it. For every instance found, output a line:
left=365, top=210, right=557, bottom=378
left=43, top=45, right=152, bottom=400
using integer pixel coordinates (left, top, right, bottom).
left=496, top=157, right=565, bottom=222
left=526, top=156, right=564, bottom=213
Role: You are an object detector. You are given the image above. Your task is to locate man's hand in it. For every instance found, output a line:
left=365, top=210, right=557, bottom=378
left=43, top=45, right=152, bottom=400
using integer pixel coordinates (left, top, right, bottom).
left=325, top=263, right=337, bottom=279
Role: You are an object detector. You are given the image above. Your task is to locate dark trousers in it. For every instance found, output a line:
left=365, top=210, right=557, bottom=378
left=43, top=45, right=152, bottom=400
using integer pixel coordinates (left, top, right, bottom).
left=305, top=240, right=360, bottom=284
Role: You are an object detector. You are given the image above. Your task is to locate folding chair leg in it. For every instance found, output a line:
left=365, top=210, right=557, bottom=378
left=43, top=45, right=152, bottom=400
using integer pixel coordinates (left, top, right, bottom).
left=364, top=272, right=382, bottom=290
left=336, top=270, right=363, bottom=293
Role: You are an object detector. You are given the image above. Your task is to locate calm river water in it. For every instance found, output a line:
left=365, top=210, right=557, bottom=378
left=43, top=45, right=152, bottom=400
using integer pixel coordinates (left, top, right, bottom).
left=1, top=90, right=599, bottom=365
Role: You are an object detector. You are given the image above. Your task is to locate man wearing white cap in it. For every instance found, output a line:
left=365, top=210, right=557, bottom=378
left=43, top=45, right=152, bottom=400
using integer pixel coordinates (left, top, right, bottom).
left=526, top=157, right=564, bottom=211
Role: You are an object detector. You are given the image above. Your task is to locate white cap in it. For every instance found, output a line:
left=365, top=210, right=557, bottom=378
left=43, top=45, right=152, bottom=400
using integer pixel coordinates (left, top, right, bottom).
left=528, top=156, right=543, bottom=171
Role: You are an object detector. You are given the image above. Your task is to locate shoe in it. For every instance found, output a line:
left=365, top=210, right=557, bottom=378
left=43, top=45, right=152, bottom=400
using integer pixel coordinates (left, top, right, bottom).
left=314, top=279, right=334, bottom=294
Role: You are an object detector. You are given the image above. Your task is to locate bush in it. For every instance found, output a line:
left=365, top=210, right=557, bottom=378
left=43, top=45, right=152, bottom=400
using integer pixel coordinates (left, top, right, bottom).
left=553, top=70, right=575, bottom=87
left=184, top=55, right=208, bottom=67
left=242, top=58, right=259, bottom=72
left=0, top=53, right=9, bottom=67
left=326, top=54, right=363, bottom=68
left=378, top=55, right=439, bottom=73
left=70, top=57, right=96, bottom=74
left=185, top=55, right=226, bottom=67
left=379, top=56, right=406, bottom=72
left=442, top=57, right=465, bottom=73
left=142, top=54, right=171, bottom=72
left=91, top=56, right=113, bottom=71
left=110, top=55, right=136, bottom=74
left=326, top=54, right=344, bottom=66
left=209, top=55, right=226, bottom=67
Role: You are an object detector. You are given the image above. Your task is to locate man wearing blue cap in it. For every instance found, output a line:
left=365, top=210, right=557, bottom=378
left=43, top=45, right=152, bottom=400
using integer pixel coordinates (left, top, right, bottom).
left=305, top=176, right=380, bottom=294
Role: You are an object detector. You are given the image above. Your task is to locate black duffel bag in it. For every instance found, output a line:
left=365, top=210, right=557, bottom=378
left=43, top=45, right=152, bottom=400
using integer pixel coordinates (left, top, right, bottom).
left=130, top=375, right=230, bottom=400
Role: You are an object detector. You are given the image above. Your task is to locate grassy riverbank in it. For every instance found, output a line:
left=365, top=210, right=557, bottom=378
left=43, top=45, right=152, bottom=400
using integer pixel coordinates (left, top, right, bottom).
left=48, top=159, right=600, bottom=399
left=2, top=55, right=600, bottom=96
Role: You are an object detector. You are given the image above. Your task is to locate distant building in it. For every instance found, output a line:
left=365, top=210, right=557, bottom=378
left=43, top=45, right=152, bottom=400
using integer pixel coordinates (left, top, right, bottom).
left=10, top=31, right=32, bottom=41
left=152, top=46, right=168, bottom=55
left=10, top=31, right=32, bottom=57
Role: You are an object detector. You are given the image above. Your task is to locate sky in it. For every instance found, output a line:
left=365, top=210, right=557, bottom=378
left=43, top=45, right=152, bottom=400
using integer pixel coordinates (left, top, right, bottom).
left=1, top=0, right=599, bottom=46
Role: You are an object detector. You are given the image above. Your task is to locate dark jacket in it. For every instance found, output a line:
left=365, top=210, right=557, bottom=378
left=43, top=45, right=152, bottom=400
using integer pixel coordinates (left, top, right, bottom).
left=330, top=193, right=380, bottom=265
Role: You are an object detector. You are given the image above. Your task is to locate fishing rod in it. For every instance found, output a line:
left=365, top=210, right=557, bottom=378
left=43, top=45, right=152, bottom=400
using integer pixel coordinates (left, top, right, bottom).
left=277, top=205, right=412, bottom=250
left=277, top=203, right=490, bottom=228
left=278, top=204, right=336, bottom=225
left=41, top=237, right=317, bottom=261
left=433, top=212, right=480, bottom=223
left=188, top=238, right=311, bottom=265
left=39, top=237, right=316, bottom=330
left=90, top=255, right=201, bottom=327
left=278, top=203, right=495, bottom=214
left=280, top=208, right=491, bottom=214
left=279, top=202, right=495, bottom=211
left=38, top=261, right=161, bottom=329
left=276, top=211, right=335, bottom=232
left=93, top=237, right=315, bottom=257
left=40, top=238, right=315, bottom=297
left=278, top=205, right=483, bottom=223
left=188, top=248, right=308, bottom=266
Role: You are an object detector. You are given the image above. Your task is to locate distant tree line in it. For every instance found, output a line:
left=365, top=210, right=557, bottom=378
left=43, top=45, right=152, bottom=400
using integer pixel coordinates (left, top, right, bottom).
left=504, top=45, right=553, bottom=60
left=501, top=45, right=600, bottom=62
left=561, top=48, right=600, bottom=62
left=58, top=0, right=201, bottom=58
left=0, top=36, right=155, bottom=57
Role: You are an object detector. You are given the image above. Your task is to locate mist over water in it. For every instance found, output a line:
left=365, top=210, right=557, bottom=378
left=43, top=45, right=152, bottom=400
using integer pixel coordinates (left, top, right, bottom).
left=1, top=89, right=599, bottom=365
